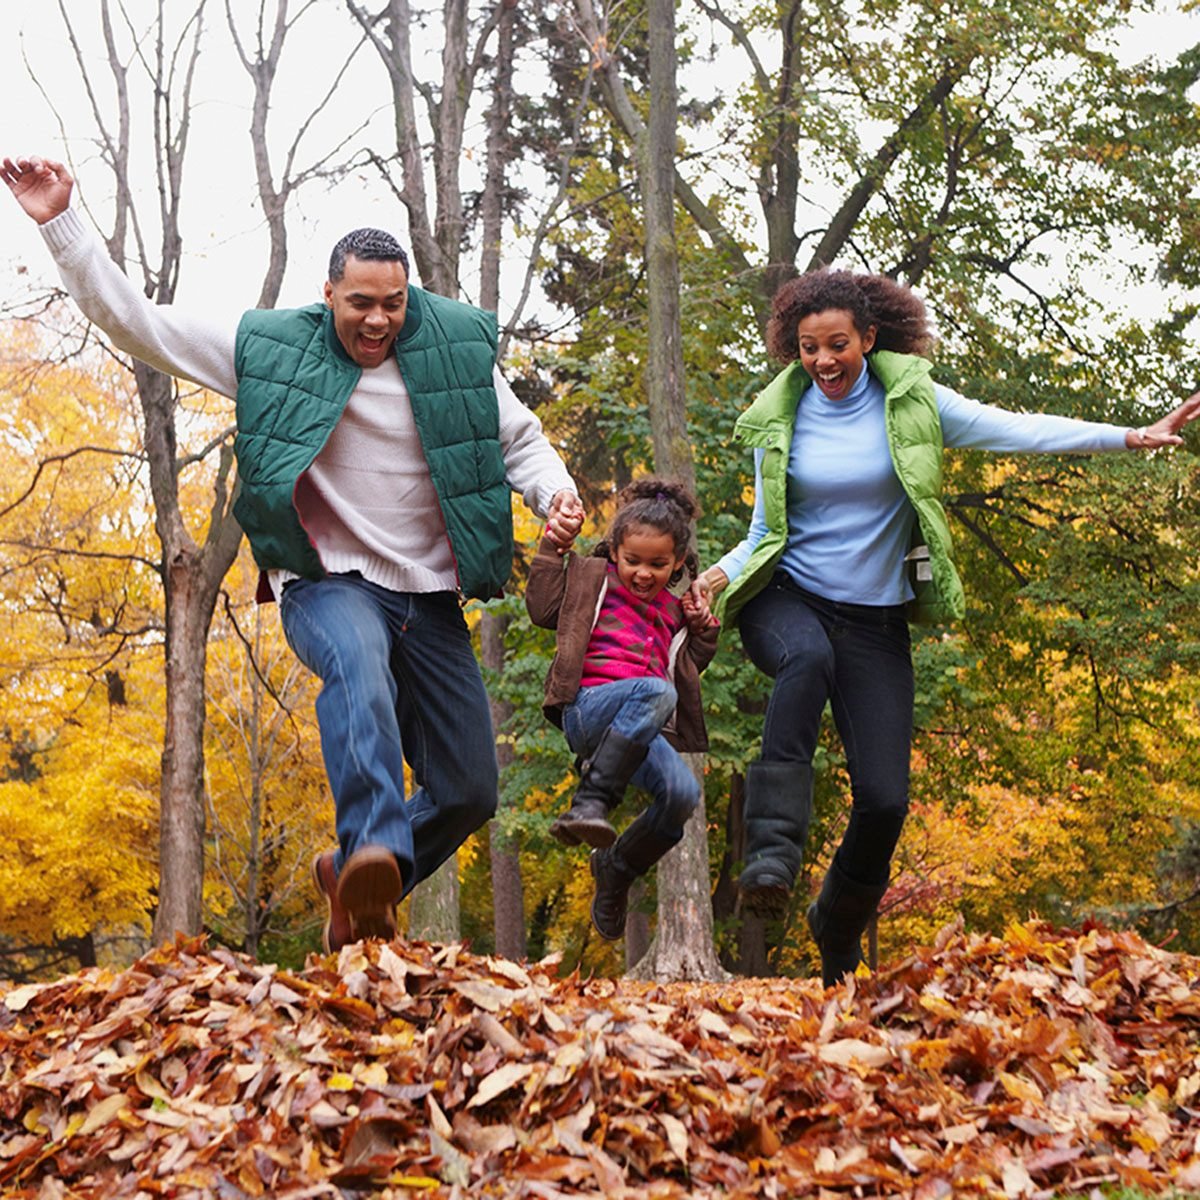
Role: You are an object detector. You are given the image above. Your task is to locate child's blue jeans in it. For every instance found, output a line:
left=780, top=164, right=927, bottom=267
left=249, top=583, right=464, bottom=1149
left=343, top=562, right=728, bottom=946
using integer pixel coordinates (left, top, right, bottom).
left=561, top=676, right=700, bottom=840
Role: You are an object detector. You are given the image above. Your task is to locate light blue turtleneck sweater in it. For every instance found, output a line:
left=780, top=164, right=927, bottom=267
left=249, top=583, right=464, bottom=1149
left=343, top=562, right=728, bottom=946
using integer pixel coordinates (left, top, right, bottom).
left=715, top=362, right=1131, bottom=607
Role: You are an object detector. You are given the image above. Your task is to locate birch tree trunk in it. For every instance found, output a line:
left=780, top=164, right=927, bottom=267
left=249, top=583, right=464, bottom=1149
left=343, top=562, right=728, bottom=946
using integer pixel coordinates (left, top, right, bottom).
left=478, top=0, right=528, bottom=962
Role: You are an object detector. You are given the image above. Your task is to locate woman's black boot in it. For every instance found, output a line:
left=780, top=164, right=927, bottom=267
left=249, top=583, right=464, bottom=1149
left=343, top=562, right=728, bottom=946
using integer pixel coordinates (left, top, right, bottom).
left=737, top=760, right=812, bottom=917
left=806, top=858, right=888, bottom=987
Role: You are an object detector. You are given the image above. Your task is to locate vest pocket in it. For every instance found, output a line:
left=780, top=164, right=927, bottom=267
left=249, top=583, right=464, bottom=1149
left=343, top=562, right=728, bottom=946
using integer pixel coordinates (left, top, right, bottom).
left=905, top=543, right=932, bottom=584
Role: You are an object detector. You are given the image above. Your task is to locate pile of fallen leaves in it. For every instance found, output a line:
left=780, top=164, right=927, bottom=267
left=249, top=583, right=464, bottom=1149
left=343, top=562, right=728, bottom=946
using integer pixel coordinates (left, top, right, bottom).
left=3, top=921, right=1200, bottom=1199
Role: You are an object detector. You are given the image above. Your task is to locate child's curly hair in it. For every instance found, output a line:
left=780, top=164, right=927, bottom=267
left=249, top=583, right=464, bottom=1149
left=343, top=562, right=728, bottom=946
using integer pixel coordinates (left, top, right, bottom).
left=766, top=268, right=934, bottom=363
left=594, top=478, right=700, bottom=584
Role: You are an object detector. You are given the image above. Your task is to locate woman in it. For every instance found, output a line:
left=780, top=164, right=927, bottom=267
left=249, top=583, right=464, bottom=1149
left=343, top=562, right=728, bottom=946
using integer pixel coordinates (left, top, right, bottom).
left=697, top=268, right=1200, bottom=987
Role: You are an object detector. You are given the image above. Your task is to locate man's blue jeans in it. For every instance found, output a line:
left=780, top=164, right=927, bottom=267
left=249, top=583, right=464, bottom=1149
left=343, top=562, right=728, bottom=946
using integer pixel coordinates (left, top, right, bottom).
left=279, top=573, right=498, bottom=895
left=561, top=677, right=699, bottom=843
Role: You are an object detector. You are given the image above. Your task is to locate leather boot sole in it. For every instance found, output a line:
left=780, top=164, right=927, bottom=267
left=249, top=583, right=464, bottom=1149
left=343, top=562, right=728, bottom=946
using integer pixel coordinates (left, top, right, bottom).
left=737, top=880, right=791, bottom=920
left=337, top=846, right=402, bottom=942
left=550, top=811, right=617, bottom=849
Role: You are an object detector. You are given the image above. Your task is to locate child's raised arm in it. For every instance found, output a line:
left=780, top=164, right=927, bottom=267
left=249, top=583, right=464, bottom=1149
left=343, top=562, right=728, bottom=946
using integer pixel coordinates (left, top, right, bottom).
left=682, top=580, right=720, bottom=673
left=524, top=532, right=572, bottom=629
left=682, top=583, right=719, bottom=634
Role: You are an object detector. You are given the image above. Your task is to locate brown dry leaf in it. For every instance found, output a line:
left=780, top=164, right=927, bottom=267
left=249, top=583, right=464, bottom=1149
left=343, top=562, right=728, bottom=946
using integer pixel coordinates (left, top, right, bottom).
left=816, top=1038, right=892, bottom=1068
left=3, top=985, right=45, bottom=1013
left=465, top=1061, right=534, bottom=1109
left=997, top=1069, right=1042, bottom=1104
left=75, top=1093, right=126, bottom=1136
left=658, top=1112, right=689, bottom=1164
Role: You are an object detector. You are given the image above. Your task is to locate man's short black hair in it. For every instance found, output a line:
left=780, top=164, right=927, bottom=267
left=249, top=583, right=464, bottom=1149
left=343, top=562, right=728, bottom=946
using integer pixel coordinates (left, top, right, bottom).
left=328, top=228, right=410, bottom=282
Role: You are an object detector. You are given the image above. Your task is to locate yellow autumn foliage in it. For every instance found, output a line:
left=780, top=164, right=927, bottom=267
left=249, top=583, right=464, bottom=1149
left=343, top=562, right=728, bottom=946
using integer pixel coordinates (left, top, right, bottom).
left=0, top=657, right=160, bottom=948
left=0, top=327, right=338, bottom=963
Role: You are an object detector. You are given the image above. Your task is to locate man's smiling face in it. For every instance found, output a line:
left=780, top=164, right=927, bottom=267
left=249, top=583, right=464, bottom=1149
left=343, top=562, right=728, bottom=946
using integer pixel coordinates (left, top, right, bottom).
left=324, top=255, right=409, bottom=368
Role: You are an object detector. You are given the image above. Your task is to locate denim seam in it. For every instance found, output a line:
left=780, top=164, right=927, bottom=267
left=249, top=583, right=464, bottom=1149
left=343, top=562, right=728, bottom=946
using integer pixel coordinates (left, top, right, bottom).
left=284, top=592, right=381, bottom=813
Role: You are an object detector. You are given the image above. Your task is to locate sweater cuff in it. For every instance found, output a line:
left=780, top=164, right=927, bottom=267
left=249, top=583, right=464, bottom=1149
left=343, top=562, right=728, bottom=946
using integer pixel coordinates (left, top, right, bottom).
left=528, top=478, right=578, bottom=519
left=39, top=208, right=87, bottom=255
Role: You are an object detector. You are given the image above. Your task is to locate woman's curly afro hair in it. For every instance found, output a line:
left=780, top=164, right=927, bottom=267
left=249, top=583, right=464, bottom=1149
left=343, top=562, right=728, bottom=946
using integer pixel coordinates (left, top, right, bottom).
left=766, top=268, right=934, bottom=363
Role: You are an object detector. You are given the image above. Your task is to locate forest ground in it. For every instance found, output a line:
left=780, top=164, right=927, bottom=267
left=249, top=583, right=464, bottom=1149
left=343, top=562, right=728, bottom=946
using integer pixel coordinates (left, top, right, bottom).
left=2, top=920, right=1199, bottom=1198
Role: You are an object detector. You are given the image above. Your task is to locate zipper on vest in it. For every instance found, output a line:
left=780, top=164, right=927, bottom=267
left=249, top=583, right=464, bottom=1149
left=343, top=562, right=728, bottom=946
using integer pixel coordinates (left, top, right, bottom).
left=442, top=533, right=467, bottom=605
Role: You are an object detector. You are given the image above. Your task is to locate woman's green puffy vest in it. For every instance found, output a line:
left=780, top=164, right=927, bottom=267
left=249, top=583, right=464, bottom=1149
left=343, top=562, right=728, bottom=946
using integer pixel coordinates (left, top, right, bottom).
left=715, top=351, right=965, bottom=626
left=232, top=286, right=513, bottom=601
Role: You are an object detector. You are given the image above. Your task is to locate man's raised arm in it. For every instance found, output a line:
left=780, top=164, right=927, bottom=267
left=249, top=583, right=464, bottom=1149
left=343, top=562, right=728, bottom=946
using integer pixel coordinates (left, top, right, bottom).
left=3, top=155, right=240, bottom=398
left=2, top=154, right=74, bottom=225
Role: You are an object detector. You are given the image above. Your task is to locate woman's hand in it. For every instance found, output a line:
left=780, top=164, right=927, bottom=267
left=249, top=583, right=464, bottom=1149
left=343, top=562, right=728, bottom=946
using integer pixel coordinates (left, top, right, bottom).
left=1126, top=391, right=1200, bottom=449
left=693, top=565, right=729, bottom=604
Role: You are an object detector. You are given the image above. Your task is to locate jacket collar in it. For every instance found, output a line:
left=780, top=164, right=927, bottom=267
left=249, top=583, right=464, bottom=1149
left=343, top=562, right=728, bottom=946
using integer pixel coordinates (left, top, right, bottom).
left=734, top=352, right=933, bottom=450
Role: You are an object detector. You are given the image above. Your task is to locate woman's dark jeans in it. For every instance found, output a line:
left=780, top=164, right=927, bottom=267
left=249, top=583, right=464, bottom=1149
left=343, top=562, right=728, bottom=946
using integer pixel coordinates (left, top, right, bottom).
left=738, top=572, right=913, bottom=886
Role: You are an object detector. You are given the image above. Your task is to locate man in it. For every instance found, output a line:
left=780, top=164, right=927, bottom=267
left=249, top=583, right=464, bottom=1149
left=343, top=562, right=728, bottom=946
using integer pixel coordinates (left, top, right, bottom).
left=3, top=155, right=584, bottom=952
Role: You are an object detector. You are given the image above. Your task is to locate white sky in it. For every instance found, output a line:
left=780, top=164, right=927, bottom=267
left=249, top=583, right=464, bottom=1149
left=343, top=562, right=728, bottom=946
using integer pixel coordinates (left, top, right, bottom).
left=1, top=2, right=436, bottom=314
left=1, top=1, right=1197, bottom=330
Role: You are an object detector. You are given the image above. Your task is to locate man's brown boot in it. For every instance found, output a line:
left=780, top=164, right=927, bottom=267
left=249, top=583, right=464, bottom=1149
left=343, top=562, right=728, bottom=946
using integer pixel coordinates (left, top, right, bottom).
left=337, top=845, right=403, bottom=942
left=311, top=851, right=354, bottom=954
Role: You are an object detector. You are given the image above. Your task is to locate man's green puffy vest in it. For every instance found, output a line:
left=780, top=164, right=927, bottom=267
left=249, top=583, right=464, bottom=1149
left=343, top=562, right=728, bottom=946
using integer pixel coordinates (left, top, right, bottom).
left=716, top=350, right=966, bottom=626
left=232, top=286, right=513, bottom=601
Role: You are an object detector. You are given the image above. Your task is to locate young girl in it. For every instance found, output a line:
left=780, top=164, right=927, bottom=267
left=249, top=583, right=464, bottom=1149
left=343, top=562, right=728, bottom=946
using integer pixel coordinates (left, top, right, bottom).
left=526, top=479, right=720, bottom=941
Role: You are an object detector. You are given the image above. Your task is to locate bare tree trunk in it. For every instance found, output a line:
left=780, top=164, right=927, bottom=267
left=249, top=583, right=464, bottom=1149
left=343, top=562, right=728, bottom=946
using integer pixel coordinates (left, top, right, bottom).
left=482, top=613, right=526, bottom=959
left=229, top=0, right=367, bottom=310
left=56, top=1, right=333, bottom=939
left=624, top=0, right=725, bottom=983
left=138, top=361, right=244, bottom=939
left=711, top=771, right=770, bottom=976
left=240, top=617, right=266, bottom=959
left=408, top=862, right=461, bottom=942
left=478, top=0, right=527, bottom=962
left=350, top=0, right=506, bottom=940
left=744, top=0, right=804, bottom=306
left=97, top=1, right=251, bottom=941
left=489, top=819, right=526, bottom=957
left=349, top=0, right=441, bottom=287
left=206, top=604, right=320, bottom=955
left=480, top=0, right=515, bottom=315
left=624, top=881, right=650, bottom=968
left=628, top=756, right=726, bottom=981
left=349, top=0, right=501, bottom=295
